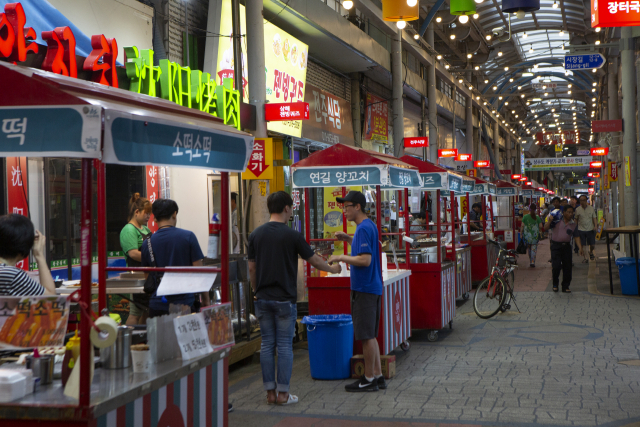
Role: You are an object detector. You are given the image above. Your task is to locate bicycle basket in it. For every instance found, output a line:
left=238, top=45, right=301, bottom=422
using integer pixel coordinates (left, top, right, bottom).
left=498, top=254, right=506, bottom=267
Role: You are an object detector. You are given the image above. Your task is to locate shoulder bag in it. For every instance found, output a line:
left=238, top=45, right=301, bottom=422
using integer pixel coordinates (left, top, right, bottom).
left=143, top=237, right=164, bottom=295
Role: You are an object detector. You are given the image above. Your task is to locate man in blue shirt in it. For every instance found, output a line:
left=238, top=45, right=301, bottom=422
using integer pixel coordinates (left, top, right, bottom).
left=141, top=199, right=209, bottom=317
left=329, top=191, right=384, bottom=392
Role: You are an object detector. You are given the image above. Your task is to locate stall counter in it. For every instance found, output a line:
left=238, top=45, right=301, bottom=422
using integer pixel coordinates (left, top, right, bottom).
left=1, top=347, right=230, bottom=427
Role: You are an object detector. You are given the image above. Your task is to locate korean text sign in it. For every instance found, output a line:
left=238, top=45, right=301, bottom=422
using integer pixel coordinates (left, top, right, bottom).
left=364, top=93, right=389, bottom=143
left=303, top=83, right=355, bottom=146
left=0, top=296, right=71, bottom=349
left=242, top=138, right=273, bottom=180
left=173, top=313, right=213, bottom=361
left=592, top=0, right=640, bottom=27
left=5, top=157, right=28, bottom=271
left=217, top=0, right=309, bottom=137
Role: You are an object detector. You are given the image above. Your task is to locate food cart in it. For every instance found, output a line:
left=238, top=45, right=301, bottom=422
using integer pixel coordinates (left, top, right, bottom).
left=491, top=180, right=520, bottom=250
left=292, top=144, right=418, bottom=355
left=0, top=57, right=253, bottom=426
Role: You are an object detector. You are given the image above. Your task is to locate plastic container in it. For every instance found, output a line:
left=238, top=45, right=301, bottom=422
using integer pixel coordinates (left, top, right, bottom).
left=0, top=370, right=27, bottom=402
left=301, top=315, right=353, bottom=380
left=100, top=326, right=134, bottom=369
left=616, top=257, right=640, bottom=295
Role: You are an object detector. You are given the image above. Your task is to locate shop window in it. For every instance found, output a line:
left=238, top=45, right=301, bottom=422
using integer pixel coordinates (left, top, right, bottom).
left=456, top=91, right=466, bottom=107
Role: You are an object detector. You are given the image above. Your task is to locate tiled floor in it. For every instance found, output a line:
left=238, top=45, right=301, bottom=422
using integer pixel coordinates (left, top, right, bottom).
left=229, top=240, right=640, bottom=427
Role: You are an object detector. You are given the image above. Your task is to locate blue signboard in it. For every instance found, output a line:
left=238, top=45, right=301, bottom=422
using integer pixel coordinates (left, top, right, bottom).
left=461, top=178, right=475, bottom=193
left=292, top=166, right=382, bottom=188
left=0, top=105, right=102, bottom=158
left=388, top=167, right=422, bottom=188
left=564, top=54, right=606, bottom=70
left=497, top=187, right=517, bottom=196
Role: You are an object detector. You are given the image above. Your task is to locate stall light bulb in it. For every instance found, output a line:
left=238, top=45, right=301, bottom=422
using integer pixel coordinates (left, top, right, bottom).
left=467, top=53, right=473, bottom=58
left=553, top=1, right=558, bottom=8
left=459, top=15, right=469, bottom=24
left=592, top=68, right=597, bottom=73
left=436, top=16, right=442, bottom=23
left=473, top=13, right=479, bottom=19
left=485, top=79, right=489, bottom=83
left=343, top=0, right=354, bottom=9
left=486, top=34, right=492, bottom=40
left=445, top=64, right=450, bottom=69
left=459, top=78, right=464, bottom=83
left=414, top=33, right=420, bottom=40
left=397, top=20, right=407, bottom=29
left=596, top=27, right=601, bottom=32
left=475, top=65, right=480, bottom=70
left=529, top=45, right=534, bottom=53
left=407, top=0, right=418, bottom=6
left=469, top=85, right=473, bottom=90
left=498, top=51, right=503, bottom=56
left=493, top=86, right=498, bottom=90
left=450, top=34, right=456, bottom=39
left=437, top=54, right=442, bottom=60
left=521, top=94, right=525, bottom=98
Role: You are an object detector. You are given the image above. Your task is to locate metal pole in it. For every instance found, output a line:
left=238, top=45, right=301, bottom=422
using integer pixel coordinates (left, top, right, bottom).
left=608, top=63, right=621, bottom=229
left=392, top=28, right=404, bottom=158
left=466, top=95, right=473, bottom=164
left=246, top=0, right=265, bottom=135
left=427, top=28, right=438, bottom=164
left=622, top=29, right=638, bottom=235
left=221, top=172, right=230, bottom=303
left=184, top=1, right=189, bottom=67
left=421, top=96, right=427, bottom=161
left=79, top=158, right=92, bottom=407
left=231, top=0, right=243, bottom=102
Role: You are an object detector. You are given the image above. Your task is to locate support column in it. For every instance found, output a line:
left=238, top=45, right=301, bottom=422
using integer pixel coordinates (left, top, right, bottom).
left=452, top=85, right=457, bottom=151
left=466, top=95, right=473, bottom=164
left=608, top=60, right=621, bottom=228
left=506, top=119, right=511, bottom=175
left=246, top=0, right=269, bottom=231
left=351, top=72, right=362, bottom=147
left=427, top=28, right=438, bottom=164
left=392, top=28, right=404, bottom=157
left=422, top=96, right=428, bottom=161
left=622, top=28, right=638, bottom=234
left=493, top=120, right=500, bottom=175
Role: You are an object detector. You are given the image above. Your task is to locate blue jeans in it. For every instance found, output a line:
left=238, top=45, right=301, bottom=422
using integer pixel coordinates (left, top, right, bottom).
left=254, top=300, right=297, bottom=393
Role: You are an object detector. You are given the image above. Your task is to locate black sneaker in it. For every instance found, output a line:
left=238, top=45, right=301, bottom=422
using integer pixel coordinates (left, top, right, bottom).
left=345, top=375, right=379, bottom=392
left=376, top=376, right=387, bottom=389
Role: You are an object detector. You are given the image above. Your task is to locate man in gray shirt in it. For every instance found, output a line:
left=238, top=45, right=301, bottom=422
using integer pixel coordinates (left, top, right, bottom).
left=575, top=195, right=597, bottom=262
left=544, top=205, right=582, bottom=293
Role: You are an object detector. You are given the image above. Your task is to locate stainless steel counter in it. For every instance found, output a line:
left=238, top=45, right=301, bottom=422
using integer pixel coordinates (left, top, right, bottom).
left=0, top=346, right=231, bottom=421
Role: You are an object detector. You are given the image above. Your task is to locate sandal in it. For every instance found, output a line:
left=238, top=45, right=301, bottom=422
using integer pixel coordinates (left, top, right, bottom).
left=590, top=253, right=595, bottom=260
left=553, top=286, right=559, bottom=292
left=277, top=394, right=299, bottom=406
left=562, top=289, right=572, bottom=293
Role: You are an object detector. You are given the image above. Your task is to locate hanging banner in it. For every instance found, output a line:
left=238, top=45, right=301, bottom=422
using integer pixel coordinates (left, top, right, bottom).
left=524, top=156, right=591, bottom=171
left=535, top=130, right=580, bottom=145
left=323, top=187, right=359, bottom=256
left=302, top=83, right=355, bottom=146
left=610, top=162, right=618, bottom=181
left=625, top=156, right=631, bottom=186
left=591, top=120, right=622, bottom=133
left=420, top=173, right=448, bottom=190
left=404, top=137, right=428, bottom=148
left=146, top=166, right=159, bottom=232
left=242, top=138, right=273, bottom=180
left=364, top=93, right=388, bottom=143
left=292, top=165, right=385, bottom=188
left=6, top=157, right=29, bottom=271
left=0, top=296, right=71, bottom=349
left=217, top=0, right=309, bottom=137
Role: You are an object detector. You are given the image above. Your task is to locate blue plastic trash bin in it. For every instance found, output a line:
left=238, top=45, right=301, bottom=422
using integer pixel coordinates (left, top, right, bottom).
left=616, top=257, right=640, bottom=295
left=301, top=315, right=353, bottom=380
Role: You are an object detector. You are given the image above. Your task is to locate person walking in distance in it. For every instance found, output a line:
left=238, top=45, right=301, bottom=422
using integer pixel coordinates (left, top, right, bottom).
left=328, top=191, right=384, bottom=392
left=575, top=195, right=597, bottom=262
left=249, top=191, right=341, bottom=405
left=520, top=203, right=543, bottom=267
left=544, top=205, right=582, bottom=293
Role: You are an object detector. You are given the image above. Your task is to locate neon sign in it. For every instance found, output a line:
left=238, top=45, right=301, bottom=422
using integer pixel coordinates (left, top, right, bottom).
left=0, top=3, right=38, bottom=63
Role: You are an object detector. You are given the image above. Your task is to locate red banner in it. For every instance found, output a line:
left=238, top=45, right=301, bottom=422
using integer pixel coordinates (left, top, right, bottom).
left=591, top=119, right=623, bottom=133
left=364, top=93, right=388, bottom=143
left=438, top=149, right=458, bottom=158
left=592, top=0, right=640, bottom=27
left=590, top=147, right=609, bottom=156
left=146, top=166, right=159, bottom=232
left=264, top=102, right=310, bottom=121
left=511, top=174, right=521, bottom=179
left=610, top=162, right=618, bottom=180
left=590, top=161, right=603, bottom=168
left=6, top=157, right=29, bottom=271
left=535, top=130, right=580, bottom=145
left=403, top=137, right=428, bottom=148
left=500, top=169, right=512, bottom=175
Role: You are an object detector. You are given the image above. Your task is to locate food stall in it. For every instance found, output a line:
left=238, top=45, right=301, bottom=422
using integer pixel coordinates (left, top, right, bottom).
left=0, top=51, right=252, bottom=426
left=292, top=144, right=418, bottom=355
left=491, top=180, right=520, bottom=250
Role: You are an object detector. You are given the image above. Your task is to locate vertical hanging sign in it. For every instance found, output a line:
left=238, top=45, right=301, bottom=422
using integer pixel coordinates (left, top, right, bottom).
left=146, top=166, right=159, bottom=232
left=625, top=156, right=631, bottom=186
left=6, top=157, right=29, bottom=271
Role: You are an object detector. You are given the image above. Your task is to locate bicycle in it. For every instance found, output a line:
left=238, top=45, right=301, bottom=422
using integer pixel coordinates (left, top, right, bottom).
left=473, top=239, right=520, bottom=319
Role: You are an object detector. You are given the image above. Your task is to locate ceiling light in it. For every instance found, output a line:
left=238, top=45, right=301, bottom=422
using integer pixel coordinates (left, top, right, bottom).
left=559, top=30, right=564, bottom=36
left=445, top=64, right=450, bottom=69
left=493, top=86, right=498, bottom=90
left=486, top=34, right=492, bottom=40
left=475, top=65, right=480, bottom=70
left=523, top=31, right=528, bottom=38
left=450, top=34, right=456, bottom=39
left=521, top=94, right=525, bottom=98
left=407, top=0, right=418, bottom=6
left=544, top=92, right=548, bottom=96
left=552, top=108, right=555, bottom=112
left=543, top=85, right=547, bottom=89
left=414, top=33, right=420, bottom=40
left=509, top=78, right=514, bottom=82
left=473, top=13, right=479, bottom=19
left=436, top=17, right=442, bottom=23
left=529, top=45, right=534, bottom=53
left=476, top=95, right=480, bottom=99
left=437, top=55, right=442, bottom=60
left=498, top=51, right=503, bottom=56
left=485, top=79, right=489, bottom=83
left=483, top=101, right=487, bottom=105
left=343, top=0, right=354, bottom=9
left=505, top=101, right=509, bottom=105
left=553, top=0, right=558, bottom=8
left=459, top=15, right=469, bottom=24
left=512, top=109, right=516, bottom=113
left=397, top=20, right=407, bottom=29
left=469, top=85, right=473, bottom=90
left=467, top=53, right=473, bottom=58
left=595, top=40, right=601, bottom=45
left=596, top=27, right=601, bottom=32
left=534, top=64, right=538, bottom=68
left=459, top=78, right=463, bottom=83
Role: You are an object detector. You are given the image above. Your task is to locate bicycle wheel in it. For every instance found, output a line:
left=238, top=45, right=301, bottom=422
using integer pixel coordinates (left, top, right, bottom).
left=473, top=274, right=507, bottom=319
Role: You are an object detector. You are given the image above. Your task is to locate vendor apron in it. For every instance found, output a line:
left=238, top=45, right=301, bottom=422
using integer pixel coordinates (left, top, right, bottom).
left=126, top=225, right=152, bottom=311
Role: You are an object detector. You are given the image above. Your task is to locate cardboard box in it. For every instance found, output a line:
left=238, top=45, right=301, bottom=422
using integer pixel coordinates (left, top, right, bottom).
left=351, top=354, right=396, bottom=379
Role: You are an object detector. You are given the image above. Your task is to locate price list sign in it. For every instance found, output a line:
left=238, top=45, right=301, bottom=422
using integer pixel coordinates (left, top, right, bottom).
left=173, top=313, right=213, bottom=360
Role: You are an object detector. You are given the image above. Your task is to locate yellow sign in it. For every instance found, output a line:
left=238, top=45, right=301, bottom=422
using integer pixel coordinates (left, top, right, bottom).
left=323, top=187, right=359, bottom=256
left=625, top=156, right=631, bottom=186
left=595, top=216, right=606, bottom=241
left=555, top=144, right=563, bottom=152
left=242, top=138, right=274, bottom=180
left=217, top=0, right=309, bottom=138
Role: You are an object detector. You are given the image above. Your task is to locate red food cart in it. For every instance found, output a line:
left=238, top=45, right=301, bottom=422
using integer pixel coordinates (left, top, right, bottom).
left=0, top=59, right=253, bottom=426
left=492, top=180, right=521, bottom=250
left=292, top=144, right=420, bottom=355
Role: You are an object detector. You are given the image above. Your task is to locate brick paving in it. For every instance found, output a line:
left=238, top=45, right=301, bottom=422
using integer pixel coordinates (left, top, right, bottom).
left=229, top=240, right=640, bottom=427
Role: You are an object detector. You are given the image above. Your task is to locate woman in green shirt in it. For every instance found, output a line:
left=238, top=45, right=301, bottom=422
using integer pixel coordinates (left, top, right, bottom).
left=520, top=203, right=543, bottom=268
left=119, top=193, right=152, bottom=325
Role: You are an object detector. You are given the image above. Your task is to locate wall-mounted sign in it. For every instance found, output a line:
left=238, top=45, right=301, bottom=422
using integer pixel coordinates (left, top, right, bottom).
left=519, top=177, right=527, bottom=181
left=217, top=0, right=309, bottom=137
left=455, top=153, right=472, bottom=161
left=589, top=180, right=596, bottom=185
left=588, top=188, right=595, bottom=194
left=302, top=83, right=354, bottom=146
left=564, top=53, right=606, bottom=70
left=577, top=149, right=591, bottom=156
left=531, top=83, right=557, bottom=89
left=590, top=147, right=609, bottom=156
left=511, top=174, right=521, bottom=179
left=438, top=149, right=458, bottom=158
left=264, top=102, right=309, bottom=121
left=524, top=156, right=591, bottom=170
left=535, top=130, right=580, bottom=145
left=6, top=157, right=28, bottom=271
left=242, top=138, right=273, bottom=180
left=404, top=137, right=429, bottom=148
left=474, top=160, right=491, bottom=168
left=526, top=181, right=532, bottom=185
left=591, top=0, right=640, bottom=27
left=587, top=172, right=601, bottom=178
left=467, top=169, right=476, bottom=177
left=590, top=161, right=603, bottom=168
left=364, top=93, right=388, bottom=143
left=591, top=119, right=622, bottom=133
left=146, top=166, right=159, bottom=232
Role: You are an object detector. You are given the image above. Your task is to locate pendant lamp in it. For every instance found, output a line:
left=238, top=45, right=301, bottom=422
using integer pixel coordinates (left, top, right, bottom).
left=450, top=0, right=477, bottom=16
left=382, top=0, right=419, bottom=21
left=502, top=0, right=540, bottom=14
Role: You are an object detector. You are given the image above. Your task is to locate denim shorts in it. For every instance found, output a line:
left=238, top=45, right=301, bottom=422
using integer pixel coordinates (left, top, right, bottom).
left=350, top=291, right=381, bottom=341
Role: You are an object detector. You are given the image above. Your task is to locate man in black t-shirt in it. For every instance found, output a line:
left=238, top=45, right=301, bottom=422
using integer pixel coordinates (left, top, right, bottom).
left=249, top=191, right=340, bottom=406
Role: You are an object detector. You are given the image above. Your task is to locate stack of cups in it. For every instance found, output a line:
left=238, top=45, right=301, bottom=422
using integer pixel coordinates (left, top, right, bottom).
left=130, top=344, right=152, bottom=374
